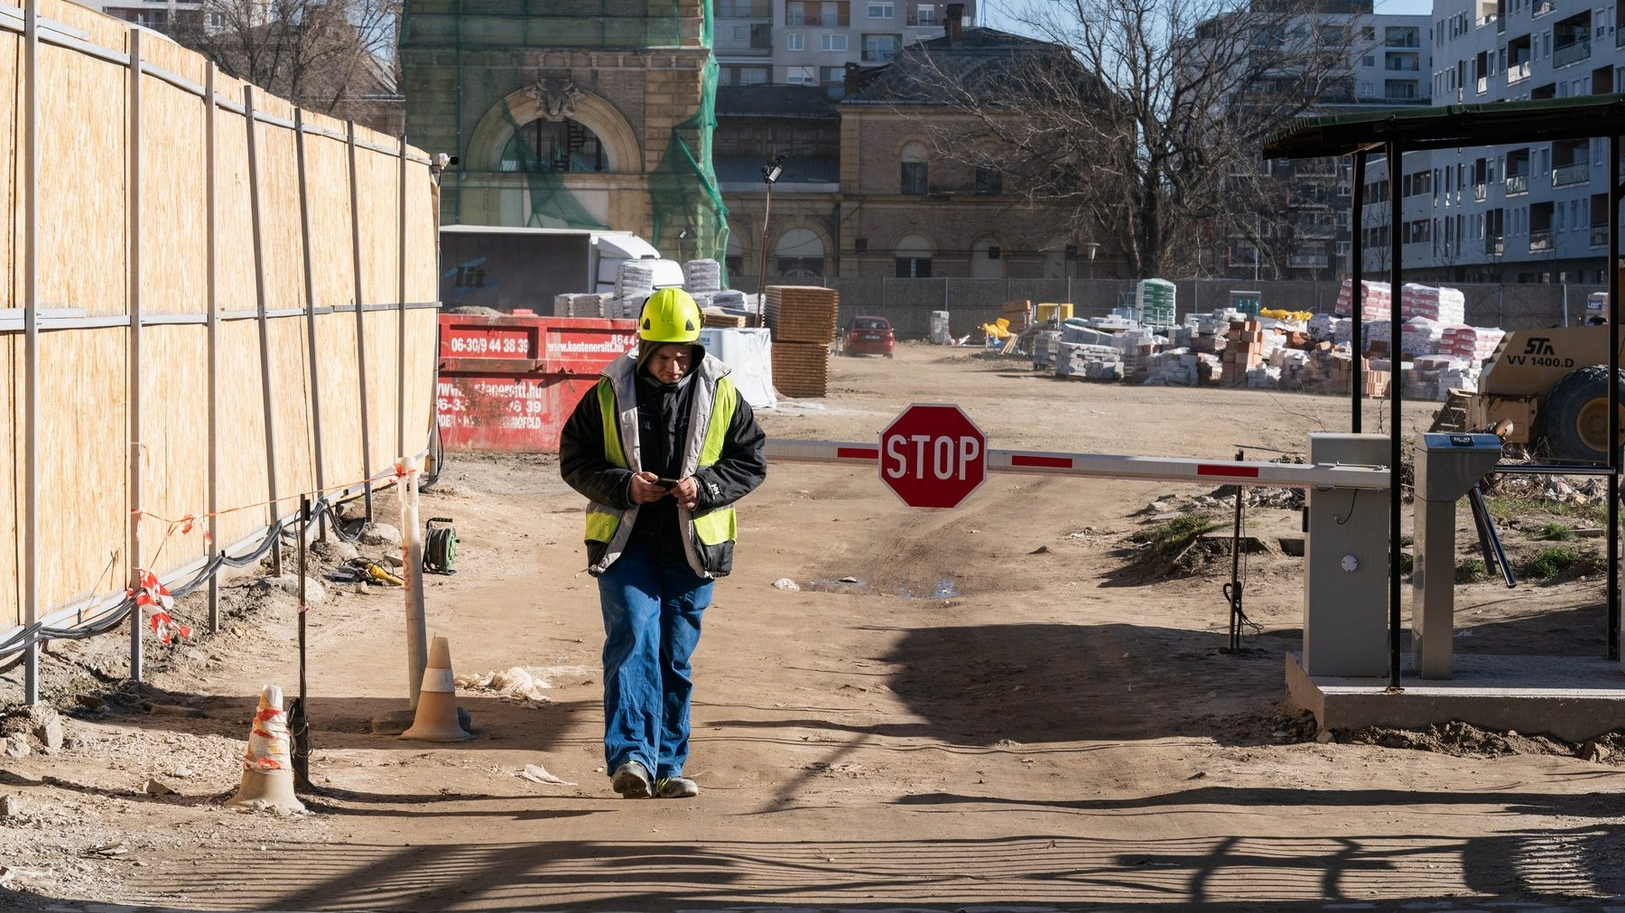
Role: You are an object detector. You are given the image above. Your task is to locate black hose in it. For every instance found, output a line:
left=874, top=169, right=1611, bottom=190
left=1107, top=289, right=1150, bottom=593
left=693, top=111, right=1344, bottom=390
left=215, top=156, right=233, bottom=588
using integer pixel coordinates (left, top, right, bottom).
left=419, top=422, right=445, bottom=493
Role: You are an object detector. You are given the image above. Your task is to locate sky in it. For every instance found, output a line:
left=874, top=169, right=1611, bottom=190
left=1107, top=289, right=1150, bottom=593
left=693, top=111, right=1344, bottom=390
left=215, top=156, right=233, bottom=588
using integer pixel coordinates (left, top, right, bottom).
left=981, top=0, right=1435, bottom=33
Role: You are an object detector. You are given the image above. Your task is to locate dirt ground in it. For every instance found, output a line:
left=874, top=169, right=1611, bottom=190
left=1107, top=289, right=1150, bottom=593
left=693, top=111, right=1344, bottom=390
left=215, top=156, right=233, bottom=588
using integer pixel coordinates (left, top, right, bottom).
left=4, top=344, right=1625, bottom=911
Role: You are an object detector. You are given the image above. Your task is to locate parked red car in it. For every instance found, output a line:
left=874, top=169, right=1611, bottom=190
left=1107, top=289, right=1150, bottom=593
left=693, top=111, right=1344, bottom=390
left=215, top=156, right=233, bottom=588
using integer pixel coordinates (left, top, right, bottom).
left=841, top=316, right=896, bottom=357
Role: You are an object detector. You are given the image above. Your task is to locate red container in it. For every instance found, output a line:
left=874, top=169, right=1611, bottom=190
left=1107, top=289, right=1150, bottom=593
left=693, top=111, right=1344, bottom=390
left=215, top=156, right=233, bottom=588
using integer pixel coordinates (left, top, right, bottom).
left=437, top=313, right=638, bottom=452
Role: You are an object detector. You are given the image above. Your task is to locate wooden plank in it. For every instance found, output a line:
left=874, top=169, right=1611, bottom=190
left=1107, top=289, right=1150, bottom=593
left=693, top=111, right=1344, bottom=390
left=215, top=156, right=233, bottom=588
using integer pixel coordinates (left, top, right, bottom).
left=1, top=336, right=17, bottom=629
left=140, top=72, right=205, bottom=315
left=138, top=325, right=208, bottom=578
left=37, top=328, right=126, bottom=616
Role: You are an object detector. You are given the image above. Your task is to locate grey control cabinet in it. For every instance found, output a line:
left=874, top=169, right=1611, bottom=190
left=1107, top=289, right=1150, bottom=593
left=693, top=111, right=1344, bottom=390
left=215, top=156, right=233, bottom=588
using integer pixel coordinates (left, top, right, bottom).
left=1412, top=432, right=1502, bottom=679
left=1302, top=433, right=1391, bottom=677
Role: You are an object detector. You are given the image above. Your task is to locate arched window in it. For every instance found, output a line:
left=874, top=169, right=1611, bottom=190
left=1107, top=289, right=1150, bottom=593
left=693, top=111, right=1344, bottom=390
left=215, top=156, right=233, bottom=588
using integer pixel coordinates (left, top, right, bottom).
left=774, top=228, right=826, bottom=277
left=971, top=236, right=1004, bottom=279
left=895, top=232, right=934, bottom=278
left=500, top=118, right=607, bottom=173
left=726, top=229, right=745, bottom=277
left=900, top=142, right=929, bottom=195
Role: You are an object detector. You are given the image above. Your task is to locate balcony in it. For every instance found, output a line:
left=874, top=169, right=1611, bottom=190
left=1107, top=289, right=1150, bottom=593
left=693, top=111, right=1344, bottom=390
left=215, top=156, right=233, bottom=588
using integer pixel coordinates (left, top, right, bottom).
left=1594, top=227, right=1610, bottom=247
left=905, top=14, right=937, bottom=25
left=785, top=13, right=849, bottom=25
left=1289, top=253, right=1330, bottom=269
left=1506, top=61, right=1530, bottom=84
left=1486, top=235, right=1503, bottom=256
left=1476, top=75, right=1488, bottom=94
left=1530, top=229, right=1554, bottom=251
left=1554, top=39, right=1592, bottom=69
left=862, top=48, right=896, bottom=62
left=1473, top=183, right=1487, bottom=202
left=1505, top=173, right=1529, bottom=194
left=1552, top=162, right=1590, bottom=186
left=1533, top=0, right=1554, bottom=17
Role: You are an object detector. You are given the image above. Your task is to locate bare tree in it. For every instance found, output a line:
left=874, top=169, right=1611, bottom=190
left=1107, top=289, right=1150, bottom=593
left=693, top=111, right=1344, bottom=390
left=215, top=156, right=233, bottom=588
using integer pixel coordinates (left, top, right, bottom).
left=170, top=0, right=401, bottom=124
left=891, top=0, right=1370, bottom=279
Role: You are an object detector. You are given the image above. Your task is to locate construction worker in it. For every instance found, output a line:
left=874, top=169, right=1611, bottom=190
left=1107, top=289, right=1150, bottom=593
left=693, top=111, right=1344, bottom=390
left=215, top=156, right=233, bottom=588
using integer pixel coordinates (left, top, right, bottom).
left=559, top=288, right=767, bottom=800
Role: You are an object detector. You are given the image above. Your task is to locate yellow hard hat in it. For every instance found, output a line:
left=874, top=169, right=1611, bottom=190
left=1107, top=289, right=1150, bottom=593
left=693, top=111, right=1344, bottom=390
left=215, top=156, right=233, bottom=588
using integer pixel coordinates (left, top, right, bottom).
left=639, top=288, right=701, bottom=343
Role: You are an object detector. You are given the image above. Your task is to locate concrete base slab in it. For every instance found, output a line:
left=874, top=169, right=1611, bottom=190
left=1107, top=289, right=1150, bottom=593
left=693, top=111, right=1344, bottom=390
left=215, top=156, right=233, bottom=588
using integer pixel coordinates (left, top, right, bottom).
left=369, top=705, right=473, bottom=736
left=1286, top=652, right=1625, bottom=742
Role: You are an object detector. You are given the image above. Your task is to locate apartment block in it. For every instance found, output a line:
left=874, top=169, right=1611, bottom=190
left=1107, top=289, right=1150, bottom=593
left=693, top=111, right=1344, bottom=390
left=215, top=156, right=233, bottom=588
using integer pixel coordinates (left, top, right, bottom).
left=714, top=0, right=976, bottom=95
left=1361, top=0, right=1621, bottom=283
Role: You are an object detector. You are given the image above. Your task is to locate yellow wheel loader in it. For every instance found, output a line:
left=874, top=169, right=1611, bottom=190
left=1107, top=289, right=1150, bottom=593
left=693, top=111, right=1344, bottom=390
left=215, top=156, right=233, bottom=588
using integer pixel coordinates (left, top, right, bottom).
left=1443, top=326, right=1625, bottom=463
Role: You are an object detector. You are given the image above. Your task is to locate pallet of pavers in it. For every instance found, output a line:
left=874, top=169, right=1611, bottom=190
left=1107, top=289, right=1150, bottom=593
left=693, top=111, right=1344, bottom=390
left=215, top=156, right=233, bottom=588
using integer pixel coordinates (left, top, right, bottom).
left=772, top=341, right=830, bottom=397
left=765, top=286, right=839, bottom=343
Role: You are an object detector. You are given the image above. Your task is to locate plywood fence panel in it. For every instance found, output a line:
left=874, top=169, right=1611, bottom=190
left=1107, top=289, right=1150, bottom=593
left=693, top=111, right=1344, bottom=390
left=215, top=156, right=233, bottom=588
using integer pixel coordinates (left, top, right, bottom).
left=404, top=308, right=438, bottom=453
left=304, top=130, right=355, bottom=310
left=406, top=165, right=437, bottom=303
left=215, top=319, right=270, bottom=551
left=2, top=337, right=18, bottom=629
left=141, top=74, right=206, bottom=316
left=315, top=312, right=364, bottom=490
left=258, top=123, right=305, bottom=314
left=37, top=42, right=126, bottom=317
left=268, top=317, right=315, bottom=519
left=139, top=325, right=208, bottom=579
left=44, top=0, right=130, bottom=52
left=363, top=309, right=401, bottom=473
left=357, top=152, right=401, bottom=310
left=37, top=328, right=126, bottom=616
left=0, top=33, right=18, bottom=311
left=213, top=106, right=255, bottom=315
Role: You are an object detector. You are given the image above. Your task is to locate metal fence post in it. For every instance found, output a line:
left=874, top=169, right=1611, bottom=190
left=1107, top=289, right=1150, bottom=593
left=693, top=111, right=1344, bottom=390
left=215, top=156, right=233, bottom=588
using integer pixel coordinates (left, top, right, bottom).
left=21, top=0, right=39, bottom=702
left=295, top=109, right=327, bottom=539
left=245, top=86, right=282, bottom=578
left=205, top=63, right=219, bottom=632
left=127, top=28, right=145, bottom=679
left=347, top=121, right=374, bottom=519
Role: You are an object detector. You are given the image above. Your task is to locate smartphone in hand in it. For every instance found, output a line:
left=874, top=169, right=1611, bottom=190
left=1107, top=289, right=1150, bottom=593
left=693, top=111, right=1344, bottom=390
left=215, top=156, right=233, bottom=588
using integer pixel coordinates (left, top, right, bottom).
left=655, top=477, right=681, bottom=490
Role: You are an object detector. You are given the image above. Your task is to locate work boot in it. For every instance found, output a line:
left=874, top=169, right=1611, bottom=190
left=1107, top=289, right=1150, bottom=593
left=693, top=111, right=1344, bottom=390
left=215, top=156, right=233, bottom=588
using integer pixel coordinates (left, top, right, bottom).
left=610, top=760, right=651, bottom=798
left=653, top=776, right=699, bottom=799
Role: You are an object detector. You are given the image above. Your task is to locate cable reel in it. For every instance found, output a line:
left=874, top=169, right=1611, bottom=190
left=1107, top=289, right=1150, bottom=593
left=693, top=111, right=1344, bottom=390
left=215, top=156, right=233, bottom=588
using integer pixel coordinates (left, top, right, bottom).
left=424, top=517, right=458, bottom=575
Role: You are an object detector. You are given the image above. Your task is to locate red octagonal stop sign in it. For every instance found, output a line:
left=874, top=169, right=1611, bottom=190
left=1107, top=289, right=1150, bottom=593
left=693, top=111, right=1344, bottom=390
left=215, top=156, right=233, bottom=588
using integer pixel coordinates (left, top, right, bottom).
left=879, top=404, right=987, bottom=509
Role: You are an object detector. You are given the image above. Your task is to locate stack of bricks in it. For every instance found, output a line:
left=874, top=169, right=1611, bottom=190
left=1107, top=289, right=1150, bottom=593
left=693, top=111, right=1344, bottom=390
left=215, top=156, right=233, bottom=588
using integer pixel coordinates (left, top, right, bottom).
left=1001, top=300, right=1033, bottom=334
left=1221, top=319, right=1265, bottom=386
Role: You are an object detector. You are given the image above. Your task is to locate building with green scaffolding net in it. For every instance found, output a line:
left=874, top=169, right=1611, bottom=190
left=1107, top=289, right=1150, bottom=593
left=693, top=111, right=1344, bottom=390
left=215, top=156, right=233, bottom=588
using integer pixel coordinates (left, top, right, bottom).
left=400, top=0, right=731, bottom=266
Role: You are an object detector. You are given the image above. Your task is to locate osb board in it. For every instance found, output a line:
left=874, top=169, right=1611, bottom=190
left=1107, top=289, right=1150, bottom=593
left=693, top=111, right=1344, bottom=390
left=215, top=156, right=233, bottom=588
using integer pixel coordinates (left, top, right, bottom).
left=140, top=74, right=206, bottom=316
left=266, top=317, right=315, bottom=521
left=42, top=0, right=130, bottom=54
left=136, top=28, right=205, bottom=87
left=355, top=151, right=403, bottom=309
left=313, top=311, right=365, bottom=489
left=37, top=42, right=126, bottom=317
left=138, top=325, right=209, bottom=578
left=404, top=163, right=437, bottom=302
left=255, top=123, right=306, bottom=314
left=362, top=309, right=401, bottom=473
left=403, top=308, right=438, bottom=452
left=212, top=105, right=256, bottom=314
left=0, top=33, right=17, bottom=310
left=1, top=336, right=17, bottom=629
left=37, top=328, right=126, bottom=615
left=303, top=129, right=356, bottom=309
left=215, top=319, right=270, bottom=551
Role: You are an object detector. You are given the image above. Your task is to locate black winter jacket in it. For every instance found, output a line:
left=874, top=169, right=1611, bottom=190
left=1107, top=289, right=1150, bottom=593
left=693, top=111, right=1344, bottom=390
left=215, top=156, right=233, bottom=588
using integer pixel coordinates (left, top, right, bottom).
left=559, top=361, right=767, bottom=575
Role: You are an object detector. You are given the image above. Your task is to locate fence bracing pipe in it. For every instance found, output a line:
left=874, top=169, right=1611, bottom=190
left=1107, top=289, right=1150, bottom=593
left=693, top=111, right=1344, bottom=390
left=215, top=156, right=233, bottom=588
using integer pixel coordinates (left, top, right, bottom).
left=1611, top=133, right=1621, bottom=664
left=1386, top=140, right=1404, bottom=693
left=127, top=28, right=144, bottom=680
left=245, top=86, right=282, bottom=578
left=205, top=62, right=219, bottom=632
left=295, top=108, right=327, bottom=541
left=347, top=121, right=374, bottom=520
left=21, top=0, right=39, bottom=703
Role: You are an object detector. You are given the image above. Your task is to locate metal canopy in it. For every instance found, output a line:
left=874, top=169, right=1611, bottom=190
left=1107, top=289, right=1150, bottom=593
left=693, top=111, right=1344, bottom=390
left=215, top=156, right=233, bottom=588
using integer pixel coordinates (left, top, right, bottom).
left=1264, top=94, right=1625, bottom=159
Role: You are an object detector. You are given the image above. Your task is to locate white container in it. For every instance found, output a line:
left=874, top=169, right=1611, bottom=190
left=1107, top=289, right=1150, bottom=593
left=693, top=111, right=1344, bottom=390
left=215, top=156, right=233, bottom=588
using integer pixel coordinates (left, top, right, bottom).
left=930, top=310, right=951, bottom=345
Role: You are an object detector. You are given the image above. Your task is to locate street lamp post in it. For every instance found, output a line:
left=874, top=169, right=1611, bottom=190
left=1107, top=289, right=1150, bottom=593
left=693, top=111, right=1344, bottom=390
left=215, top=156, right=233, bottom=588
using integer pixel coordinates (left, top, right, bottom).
left=755, top=155, right=783, bottom=328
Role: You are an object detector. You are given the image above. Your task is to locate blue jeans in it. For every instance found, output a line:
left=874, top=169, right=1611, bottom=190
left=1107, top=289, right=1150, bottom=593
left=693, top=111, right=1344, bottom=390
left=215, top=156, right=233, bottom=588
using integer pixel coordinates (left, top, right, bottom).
left=598, top=540, right=712, bottom=779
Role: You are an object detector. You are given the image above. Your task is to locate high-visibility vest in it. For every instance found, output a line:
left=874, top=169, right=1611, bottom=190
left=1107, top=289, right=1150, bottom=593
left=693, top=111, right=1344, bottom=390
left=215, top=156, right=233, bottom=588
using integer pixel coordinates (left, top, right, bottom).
left=583, top=352, right=739, bottom=578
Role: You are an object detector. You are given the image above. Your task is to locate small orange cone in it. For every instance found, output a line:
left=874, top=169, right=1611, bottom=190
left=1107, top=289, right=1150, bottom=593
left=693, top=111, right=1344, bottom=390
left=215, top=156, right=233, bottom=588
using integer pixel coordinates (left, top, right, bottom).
left=401, top=636, right=474, bottom=742
left=225, top=685, right=306, bottom=813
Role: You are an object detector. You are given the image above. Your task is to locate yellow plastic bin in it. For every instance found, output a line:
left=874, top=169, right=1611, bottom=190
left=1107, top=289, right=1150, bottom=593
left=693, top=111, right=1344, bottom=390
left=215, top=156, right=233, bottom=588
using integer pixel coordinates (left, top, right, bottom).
left=1036, top=302, right=1074, bottom=324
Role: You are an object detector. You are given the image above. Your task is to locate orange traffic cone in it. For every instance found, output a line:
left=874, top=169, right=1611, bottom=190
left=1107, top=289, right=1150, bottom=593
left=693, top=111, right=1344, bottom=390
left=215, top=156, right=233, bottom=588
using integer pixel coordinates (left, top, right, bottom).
left=401, top=636, right=474, bottom=742
left=225, top=685, right=306, bottom=813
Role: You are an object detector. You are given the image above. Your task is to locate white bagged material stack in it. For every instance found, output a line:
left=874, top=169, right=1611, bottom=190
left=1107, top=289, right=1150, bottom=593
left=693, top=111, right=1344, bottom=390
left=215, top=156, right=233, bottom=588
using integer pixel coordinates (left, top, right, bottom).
left=1032, top=330, right=1062, bottom=369
left=553, top=293, right=607, bottom=318
left=1062, top=324, right=1116, bottom=347
left=697, top=327, right=776, bottom=408
left=683, top=259, right=722, bottom=294
left=689, top=292, right=715, bottom=311
left=712, top=289, right=747, bottom=310
left=1400, top=283, right=1466, bottom=324
left=1334, top=279, right=1392, bottom=322
left=615, top=263, right=656, bottom=301
left=1246, top=365, right=1281, bottom=389
left=1440, top=325, right=1505, bottom=362
left=1400, top=317, right=1442, bottom=357
left=931, top=311, right=952, bottom=345
left=1144, top=349, right=1198, bottom=386
left=1307, top=314, right=1336, bottom=340
left=1366, top=320, right=1392, bottom=349
left=1113, top=328, right=1158, bottom=378
left=1405, top=355, right=1475, bottom=401
left=1279, top=349, right=1311, bottom=388
left=1055, top=342, right=1123, bottom=381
